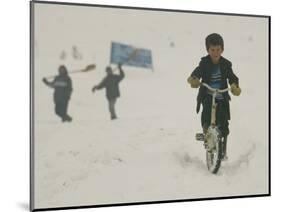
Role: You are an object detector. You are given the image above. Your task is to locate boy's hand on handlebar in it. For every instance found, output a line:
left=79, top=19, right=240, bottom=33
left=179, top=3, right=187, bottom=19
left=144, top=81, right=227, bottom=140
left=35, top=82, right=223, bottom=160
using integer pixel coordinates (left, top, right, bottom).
left=230, top=83, right=241, bottom=96
left=187, top=76, right=200, bottom=88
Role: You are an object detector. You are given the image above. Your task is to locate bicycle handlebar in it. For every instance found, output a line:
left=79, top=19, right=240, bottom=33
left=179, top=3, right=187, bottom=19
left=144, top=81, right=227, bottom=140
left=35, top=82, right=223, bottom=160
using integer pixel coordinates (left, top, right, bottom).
left=201, top=82, right=229, bottom=93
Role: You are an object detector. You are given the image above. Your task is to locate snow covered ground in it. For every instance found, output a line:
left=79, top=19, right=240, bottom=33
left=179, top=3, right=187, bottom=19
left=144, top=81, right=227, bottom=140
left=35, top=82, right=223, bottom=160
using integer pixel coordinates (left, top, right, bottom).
left=32, top=3, right=269, bottom=209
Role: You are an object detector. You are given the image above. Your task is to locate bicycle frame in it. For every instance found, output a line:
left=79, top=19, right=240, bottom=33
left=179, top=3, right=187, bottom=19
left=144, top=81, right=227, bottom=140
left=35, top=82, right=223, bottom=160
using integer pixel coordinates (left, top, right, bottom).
left=201, top=83, right=229, bottom=126
left=201, top=83, right=230, bottom=173
left=193, top=83, right=230, bottom=173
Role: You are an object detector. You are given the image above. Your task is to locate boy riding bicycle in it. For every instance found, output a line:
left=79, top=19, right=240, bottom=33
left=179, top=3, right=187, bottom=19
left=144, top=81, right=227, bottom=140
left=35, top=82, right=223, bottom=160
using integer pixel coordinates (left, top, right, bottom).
left=187, top=33, right=241, bottom=160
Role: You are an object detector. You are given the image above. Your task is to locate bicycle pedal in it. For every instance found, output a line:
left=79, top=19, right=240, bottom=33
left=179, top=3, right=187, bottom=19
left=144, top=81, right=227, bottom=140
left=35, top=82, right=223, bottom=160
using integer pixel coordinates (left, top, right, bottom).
left=195, top=133, right=205, bottom=141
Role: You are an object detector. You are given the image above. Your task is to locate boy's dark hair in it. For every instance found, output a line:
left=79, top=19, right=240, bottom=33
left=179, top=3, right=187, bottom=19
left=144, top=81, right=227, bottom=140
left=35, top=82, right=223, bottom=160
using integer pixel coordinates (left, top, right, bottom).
left=205, top=33, right=224, bottom=50
left=58, top=65, right=68, bottom=75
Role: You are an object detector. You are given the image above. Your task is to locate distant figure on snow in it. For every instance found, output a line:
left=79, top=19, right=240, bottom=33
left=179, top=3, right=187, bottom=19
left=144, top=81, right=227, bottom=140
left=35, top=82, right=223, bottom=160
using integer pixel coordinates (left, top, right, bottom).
left=72, top=45, right=83, bottom=60
left=92, top=64, right=125, bottom=120
left=60, top=50, right=67, bottom=60
left=42, top=65, right=73, bottom=122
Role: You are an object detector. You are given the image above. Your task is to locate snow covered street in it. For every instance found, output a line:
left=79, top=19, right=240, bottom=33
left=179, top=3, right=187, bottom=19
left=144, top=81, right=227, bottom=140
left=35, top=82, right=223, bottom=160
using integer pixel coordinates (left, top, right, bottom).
left=32, top=3, right=269, bottom=209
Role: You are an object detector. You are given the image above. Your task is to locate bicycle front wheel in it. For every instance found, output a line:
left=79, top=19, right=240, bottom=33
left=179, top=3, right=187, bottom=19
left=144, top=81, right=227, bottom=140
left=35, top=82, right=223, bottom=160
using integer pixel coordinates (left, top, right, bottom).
left=205, top=127, right=223, bottom=174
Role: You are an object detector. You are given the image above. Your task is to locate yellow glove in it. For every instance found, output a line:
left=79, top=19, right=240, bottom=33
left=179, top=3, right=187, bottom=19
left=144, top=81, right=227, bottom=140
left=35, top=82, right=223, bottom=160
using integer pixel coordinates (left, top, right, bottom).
left=230, top=83, right=241, bottom=96
left=187, top=76, right=200, bottom=88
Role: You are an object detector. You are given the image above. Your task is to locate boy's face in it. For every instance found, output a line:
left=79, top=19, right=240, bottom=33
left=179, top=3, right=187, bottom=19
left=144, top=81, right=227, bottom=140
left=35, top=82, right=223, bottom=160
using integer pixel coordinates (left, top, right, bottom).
left=207, top=45, right=224, bottom=64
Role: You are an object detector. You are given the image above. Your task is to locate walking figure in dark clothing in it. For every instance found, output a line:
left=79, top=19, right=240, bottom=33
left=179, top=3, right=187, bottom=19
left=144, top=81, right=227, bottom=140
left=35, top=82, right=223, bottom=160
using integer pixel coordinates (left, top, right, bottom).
left=42, top=65, right=73, bottom=122
left=92, top=64, right=125, bottom=120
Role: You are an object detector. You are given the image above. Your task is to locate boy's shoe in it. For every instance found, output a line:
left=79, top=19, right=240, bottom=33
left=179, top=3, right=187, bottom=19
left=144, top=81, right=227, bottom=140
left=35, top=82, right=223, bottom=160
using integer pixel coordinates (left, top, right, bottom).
left=111, top=115, right=117, bottom=120
left=66, top=115, right=72, bottom=122
left=62, top=115, right=72, bottom=122
left=195, top=133, right=205, bottom=141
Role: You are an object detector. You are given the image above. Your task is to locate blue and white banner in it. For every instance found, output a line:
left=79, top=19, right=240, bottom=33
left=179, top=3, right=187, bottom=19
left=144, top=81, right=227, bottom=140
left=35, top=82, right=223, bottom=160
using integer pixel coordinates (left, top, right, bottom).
left=110, top=42, right=153, bottom=69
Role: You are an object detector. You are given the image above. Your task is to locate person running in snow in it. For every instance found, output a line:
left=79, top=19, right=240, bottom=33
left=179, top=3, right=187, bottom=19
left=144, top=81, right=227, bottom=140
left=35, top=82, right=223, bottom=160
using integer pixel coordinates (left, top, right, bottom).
left=42, top=65, right=73, bottom=122
left=92, top=64, right=125, bottom=120
left=187, top=33, right=241, bottom=160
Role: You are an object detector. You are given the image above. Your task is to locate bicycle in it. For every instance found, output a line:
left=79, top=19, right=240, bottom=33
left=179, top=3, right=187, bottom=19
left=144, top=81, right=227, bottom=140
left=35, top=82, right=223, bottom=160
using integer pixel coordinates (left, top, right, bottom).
left=195, top=83, right=229, bottom=174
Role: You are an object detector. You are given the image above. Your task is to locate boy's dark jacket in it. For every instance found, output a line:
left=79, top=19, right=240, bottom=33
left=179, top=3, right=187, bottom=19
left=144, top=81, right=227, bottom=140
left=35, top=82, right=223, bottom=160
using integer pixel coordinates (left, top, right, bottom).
left=191, top=55, right=239, bottom=120
left=96, top=69, right=125, bottom=100
left=43, top=74, right=72, bottom=102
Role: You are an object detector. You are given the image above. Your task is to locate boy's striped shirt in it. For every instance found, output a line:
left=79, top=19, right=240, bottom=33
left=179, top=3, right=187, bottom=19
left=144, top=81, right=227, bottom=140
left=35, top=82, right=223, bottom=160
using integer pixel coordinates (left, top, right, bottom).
left=208, top=64, right=223, bottom=99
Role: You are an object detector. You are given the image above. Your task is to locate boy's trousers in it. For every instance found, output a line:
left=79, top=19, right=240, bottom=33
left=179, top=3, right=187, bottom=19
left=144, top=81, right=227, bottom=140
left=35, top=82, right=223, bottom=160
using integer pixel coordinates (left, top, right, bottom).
left=201, top=95, right=230, bottom=137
